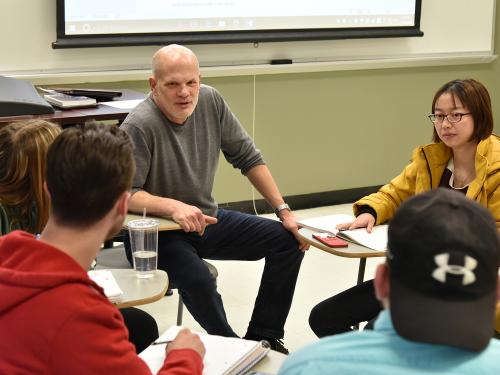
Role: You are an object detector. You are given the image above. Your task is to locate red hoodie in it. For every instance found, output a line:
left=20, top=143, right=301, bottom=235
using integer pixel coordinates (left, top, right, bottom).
left=0, top=231, right=203, bottom=375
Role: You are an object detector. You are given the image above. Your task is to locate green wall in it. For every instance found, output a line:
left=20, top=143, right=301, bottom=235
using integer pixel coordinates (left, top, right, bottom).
left=206, top=64, right=498, bottom=205
left=61, top=10, right=500, bottom=206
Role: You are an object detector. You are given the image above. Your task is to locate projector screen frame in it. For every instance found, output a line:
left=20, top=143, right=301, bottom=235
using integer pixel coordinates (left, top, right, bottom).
left=53, top=0, right=423, bottom=49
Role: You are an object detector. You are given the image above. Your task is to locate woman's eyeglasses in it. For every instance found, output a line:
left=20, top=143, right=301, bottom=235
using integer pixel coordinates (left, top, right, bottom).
left=428, top=113, right=471, bottom=124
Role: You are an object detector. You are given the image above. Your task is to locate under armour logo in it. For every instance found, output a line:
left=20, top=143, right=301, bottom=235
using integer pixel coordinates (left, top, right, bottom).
left=432, top=253, right=477, bottom=285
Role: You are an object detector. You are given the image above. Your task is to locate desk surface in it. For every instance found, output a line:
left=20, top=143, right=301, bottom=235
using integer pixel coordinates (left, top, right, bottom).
left=298, top=227, right=386, bottom=258
left=0, top=89, right=145, bottom=127
left=296, top=203, right=386, bottom=259
left=125, top=213, right=181, bottom=231
left=110, top=268, right=169, bottom=309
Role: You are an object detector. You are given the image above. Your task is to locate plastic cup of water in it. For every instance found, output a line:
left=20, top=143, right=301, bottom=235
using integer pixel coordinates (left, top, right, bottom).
left=128, top=219, right=160, bottom=278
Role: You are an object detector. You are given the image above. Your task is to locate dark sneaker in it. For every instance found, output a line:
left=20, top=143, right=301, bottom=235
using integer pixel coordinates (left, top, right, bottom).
left=243, top=334, right=289, bottom=355
left=266, top=338, right=289, bottom=355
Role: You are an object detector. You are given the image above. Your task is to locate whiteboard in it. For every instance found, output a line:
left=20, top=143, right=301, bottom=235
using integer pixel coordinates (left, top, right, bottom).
left=0, top=0, right=496, bottom=82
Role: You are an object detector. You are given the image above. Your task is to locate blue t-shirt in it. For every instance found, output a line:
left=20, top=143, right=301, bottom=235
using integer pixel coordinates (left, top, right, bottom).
left=279, top=310, right=500, bottom=375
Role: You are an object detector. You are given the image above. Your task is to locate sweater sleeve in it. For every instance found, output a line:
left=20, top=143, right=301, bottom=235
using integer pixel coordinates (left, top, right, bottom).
left=212, top=88, right=265, bottom=174
left=122, top=122, right=152, bottom=195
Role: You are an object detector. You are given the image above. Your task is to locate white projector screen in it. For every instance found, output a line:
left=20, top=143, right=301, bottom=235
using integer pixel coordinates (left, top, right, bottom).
left=54, top=0, right=422, bottom=48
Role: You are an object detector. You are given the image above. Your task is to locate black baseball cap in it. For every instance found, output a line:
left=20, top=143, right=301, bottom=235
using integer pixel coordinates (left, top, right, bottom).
left=387, top=188, right=500, bottom=351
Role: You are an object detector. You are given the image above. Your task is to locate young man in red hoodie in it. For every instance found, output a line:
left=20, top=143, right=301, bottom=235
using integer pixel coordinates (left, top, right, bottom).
left=0, top=122, right=205, bottom=374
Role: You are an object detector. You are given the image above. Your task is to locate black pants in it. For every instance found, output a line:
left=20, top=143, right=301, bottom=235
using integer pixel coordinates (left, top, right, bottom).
left=120, top=307, right=159, bottom=353
left=125, top=209, right=304, bottom=339
left=309, top=279, right=382, bottom=337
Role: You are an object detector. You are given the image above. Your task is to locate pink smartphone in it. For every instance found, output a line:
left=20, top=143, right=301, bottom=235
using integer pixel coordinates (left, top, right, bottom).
left=312, top=233, right=348, bottom=248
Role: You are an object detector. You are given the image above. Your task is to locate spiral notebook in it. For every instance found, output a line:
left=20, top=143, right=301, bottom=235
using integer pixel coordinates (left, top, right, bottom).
left=139, top=326, right=270, bottom=375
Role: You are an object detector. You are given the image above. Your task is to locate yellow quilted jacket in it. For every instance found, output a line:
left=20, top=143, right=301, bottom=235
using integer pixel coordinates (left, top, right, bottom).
left=354, top=135, right=500, bottom=229
left=354, top=135, right=500, bottom=334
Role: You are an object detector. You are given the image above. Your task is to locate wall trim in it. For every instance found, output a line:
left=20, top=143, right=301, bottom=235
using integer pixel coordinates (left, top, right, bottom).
left=10, top=53, right=497, bottom=85
left=218, top=185, right=382, bottom=214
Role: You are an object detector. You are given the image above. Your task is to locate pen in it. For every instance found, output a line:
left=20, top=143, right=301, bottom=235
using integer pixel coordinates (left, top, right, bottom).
left=152, top=339, right=173, bottom=345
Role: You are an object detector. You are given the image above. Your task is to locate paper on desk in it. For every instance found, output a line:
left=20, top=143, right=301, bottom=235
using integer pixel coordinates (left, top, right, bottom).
left=100, top=99, right=143, bottom=109
left=339, top=225, right=388, bottom=251
left=37, top=87, right=56, bottom=93
left=140, top=326, right=269, bottom=375
left=297, top=214, right=354, bottom=236
left=298, top=214, right=388, bottom=251
left=87, top=270, right=124, bottom=303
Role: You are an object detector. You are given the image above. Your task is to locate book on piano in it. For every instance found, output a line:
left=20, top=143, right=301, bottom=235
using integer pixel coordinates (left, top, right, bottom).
left=45, top=87, right=122, bottom=101
left=44, top=93, right=97, bottom=109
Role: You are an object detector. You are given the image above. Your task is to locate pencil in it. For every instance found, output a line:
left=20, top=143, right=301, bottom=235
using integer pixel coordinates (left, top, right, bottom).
left=152, top=339, right=173, bottom=345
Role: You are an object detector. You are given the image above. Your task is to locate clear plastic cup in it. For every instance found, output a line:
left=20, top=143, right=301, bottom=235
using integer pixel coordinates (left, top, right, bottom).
left=128, top=219, right=160, bottom=278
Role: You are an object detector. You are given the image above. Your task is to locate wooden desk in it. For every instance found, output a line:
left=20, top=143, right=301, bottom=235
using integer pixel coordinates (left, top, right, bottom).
left=125, top=213, right=181, bottom=231
left=250, top=350, right=287, bottom=374
left=111, top=268, right=169, bottom=309
left=104, top=214, right=180, bottom=251
left=298, top=227, right=385, bottom=285
left=0, top=89, right=145, bottom=127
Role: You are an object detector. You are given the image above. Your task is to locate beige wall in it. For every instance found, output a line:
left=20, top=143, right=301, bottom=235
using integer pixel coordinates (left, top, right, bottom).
left=44, top=9, right=500, bottom=206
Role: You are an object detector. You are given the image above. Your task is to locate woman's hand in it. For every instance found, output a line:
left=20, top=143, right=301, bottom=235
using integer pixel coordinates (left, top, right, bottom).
left=336, top=213, right=376, bottom=233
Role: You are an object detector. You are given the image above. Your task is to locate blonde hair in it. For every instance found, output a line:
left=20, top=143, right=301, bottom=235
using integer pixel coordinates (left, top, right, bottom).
left=0, top=120, right=61, bottom=233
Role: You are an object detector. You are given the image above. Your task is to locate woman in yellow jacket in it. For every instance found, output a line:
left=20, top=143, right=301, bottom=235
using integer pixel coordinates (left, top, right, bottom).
left=309, top=78, right=500, bottom=338
left=349, top=80, right=500, bottom=231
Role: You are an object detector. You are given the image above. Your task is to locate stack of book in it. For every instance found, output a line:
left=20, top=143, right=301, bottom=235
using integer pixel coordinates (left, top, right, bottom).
left=44, top=93, right=97, bottom=109
left=45, top=87, right=122, bottom=101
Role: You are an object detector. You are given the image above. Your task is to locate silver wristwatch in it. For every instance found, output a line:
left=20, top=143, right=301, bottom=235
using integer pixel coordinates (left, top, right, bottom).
left=274, top=203, right=291, bottom=219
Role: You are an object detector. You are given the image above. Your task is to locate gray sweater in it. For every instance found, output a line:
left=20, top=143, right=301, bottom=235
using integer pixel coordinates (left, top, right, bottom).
left=121, top=85, right=264, bottom=217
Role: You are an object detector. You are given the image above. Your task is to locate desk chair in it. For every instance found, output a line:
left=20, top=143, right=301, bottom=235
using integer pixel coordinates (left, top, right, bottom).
left=96, top=244, right=218, bottom=326
left=173, top=260, right=218, bottom=325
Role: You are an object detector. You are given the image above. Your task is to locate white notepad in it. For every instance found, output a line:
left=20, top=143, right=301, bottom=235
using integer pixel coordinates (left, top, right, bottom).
left=140, top=326, right=270, bottom=375
left=87, top=269, right=124, bottom=303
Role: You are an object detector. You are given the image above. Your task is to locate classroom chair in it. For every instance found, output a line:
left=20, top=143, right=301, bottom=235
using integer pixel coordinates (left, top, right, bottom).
left=96, top=244, right=219, bottom=326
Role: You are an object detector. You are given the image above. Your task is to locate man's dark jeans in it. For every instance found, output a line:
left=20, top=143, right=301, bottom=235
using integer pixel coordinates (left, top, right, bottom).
left=125, top=209, right=304, bottom=339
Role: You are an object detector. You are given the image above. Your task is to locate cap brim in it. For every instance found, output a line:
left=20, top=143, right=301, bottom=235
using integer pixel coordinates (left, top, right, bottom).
left=390, top=281, right=496, bottom=351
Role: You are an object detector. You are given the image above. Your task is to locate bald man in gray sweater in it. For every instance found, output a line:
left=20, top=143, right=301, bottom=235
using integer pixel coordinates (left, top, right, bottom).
left=121, top=44, right=307, bottom=354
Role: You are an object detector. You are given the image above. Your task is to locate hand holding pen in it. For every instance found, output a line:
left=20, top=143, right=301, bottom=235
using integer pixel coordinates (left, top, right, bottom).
left=153, top=328, right=206, bottom=359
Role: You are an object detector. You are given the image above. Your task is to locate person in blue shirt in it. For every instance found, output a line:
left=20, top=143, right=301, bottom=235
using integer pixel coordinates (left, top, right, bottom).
left=279, top=188, right=500, bottom=375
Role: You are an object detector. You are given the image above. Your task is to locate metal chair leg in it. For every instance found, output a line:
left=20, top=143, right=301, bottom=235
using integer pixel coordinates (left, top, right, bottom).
left=176, top=294, right=184, bottom=326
